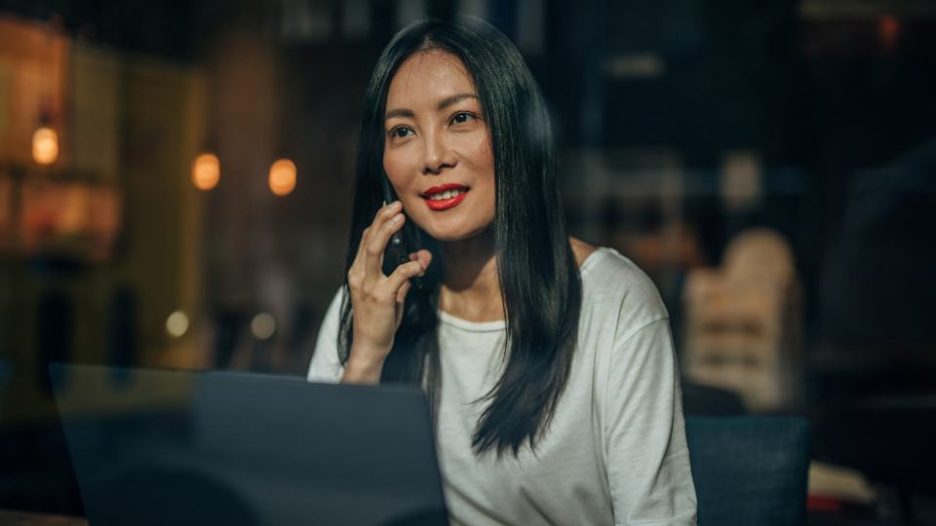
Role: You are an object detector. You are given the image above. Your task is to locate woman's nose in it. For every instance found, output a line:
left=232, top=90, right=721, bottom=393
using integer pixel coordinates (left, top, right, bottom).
left=422, top=131, right=456, bottom=174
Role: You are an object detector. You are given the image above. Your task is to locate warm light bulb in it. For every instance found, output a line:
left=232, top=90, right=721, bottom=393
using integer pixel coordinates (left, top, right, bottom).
left=192, top=153, right=221, bottom=190
left=165, top=310, right=190, bottom=338
left=251, top=312, right=276, bottom=340
left=32, top=127, right=59, bottom=165
left=268, top=158, right=297, bottom=196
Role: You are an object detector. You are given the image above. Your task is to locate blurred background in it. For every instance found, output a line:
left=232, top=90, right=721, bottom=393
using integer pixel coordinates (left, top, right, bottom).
left=0, top=0, right=934, bottom=524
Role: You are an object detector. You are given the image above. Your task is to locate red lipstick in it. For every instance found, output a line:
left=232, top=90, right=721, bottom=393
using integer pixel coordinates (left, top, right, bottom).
left=422, top=183, right=469, bottom=211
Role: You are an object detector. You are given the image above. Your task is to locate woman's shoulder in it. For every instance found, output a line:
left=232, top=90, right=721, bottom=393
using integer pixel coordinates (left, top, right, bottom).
left=570, top=237, right=598, bottom=268
left=577, top=245, right=669, bottom=342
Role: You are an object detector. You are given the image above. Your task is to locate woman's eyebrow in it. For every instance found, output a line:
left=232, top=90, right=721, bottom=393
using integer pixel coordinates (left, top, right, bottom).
left=384, top=94, right=478, bottom=121
left=437, top=93, right=477, bottom=110
left=385, top=108, right=414, bottom=120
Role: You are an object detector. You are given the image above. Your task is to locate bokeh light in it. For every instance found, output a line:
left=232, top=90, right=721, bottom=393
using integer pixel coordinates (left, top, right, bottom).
left=32, top=127, right=59, bottom=165
left=879, top=14, right=901, bottom=53
left=268, top=158, right=296, bottom=196
left=165, top=310, right=190, bottom=338
left=192, top=152, right=221, bottom=190
left=250, top=312, right=276, bottom=340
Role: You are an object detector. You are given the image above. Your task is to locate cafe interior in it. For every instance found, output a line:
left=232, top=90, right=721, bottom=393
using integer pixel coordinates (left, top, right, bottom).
left=0, top=0, right=934, bottom=524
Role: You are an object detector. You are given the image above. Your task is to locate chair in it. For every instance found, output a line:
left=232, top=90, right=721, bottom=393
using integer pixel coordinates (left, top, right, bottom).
left=682, top=380, right=746, bottom=416
left=686, top=416, right=810, bottom=526
left=682, top=229, right=803, bottom=411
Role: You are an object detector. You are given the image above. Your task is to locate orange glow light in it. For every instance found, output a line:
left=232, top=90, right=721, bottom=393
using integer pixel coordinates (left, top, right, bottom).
left=32, top=127, right=59, bottom=165
left=192, top=153, right=221, bottom=190
left=879, top=15, right=900, bottom=53
left=269, top=158, right=296, bottom=196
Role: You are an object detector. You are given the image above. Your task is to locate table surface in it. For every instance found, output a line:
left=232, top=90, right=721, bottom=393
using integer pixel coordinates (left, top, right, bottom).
left=0, top=509, right=87, bottom=525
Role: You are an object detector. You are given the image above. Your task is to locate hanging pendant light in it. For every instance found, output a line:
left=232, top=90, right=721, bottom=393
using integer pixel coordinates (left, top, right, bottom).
left=268, top=158, right=296, bottom=196
left=32, top=126, right=59, bottom=165
left=192, top=152, right=221, bottom=190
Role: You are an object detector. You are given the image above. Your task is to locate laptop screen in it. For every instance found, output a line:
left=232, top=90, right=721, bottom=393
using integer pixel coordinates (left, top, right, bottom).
left=50, top=364, right=448, bottom=526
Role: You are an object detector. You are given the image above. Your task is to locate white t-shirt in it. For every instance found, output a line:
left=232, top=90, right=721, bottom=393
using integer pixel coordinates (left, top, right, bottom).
left=308, top=247, right=697, bottom=525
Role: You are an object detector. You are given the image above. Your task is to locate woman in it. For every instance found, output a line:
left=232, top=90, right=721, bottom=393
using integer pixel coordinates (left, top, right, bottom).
left=309, top=19, right=697, bottom=525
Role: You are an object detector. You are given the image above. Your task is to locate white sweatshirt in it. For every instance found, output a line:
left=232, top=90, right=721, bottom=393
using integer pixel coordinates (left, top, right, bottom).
left=308, top=247, right=697, bottom=525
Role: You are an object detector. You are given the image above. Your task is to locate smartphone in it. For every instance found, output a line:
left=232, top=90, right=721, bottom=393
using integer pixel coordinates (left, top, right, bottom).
left=381, top=176, right=423, bottom=290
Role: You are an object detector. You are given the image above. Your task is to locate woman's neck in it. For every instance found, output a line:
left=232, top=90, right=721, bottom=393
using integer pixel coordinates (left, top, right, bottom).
left=438, top=229, right=504, bottom=322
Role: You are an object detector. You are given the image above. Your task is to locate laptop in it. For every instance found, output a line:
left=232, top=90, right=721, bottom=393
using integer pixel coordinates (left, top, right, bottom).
left=49, top=364, right=448, bottom=526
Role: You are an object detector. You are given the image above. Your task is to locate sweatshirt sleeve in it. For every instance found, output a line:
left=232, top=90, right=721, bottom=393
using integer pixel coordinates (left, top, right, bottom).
left=307, top=288, right=346, bottom=383
left=603, top=317, right=697, bottom=525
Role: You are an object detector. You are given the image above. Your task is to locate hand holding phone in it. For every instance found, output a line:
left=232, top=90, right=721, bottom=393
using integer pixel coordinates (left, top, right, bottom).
left=342, top=190, right=432, bottom=384
left=381, top=177, right=423, bottom=290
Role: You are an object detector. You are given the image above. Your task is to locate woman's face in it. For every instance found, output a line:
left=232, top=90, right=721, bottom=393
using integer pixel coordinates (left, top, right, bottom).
left=383, top=50, right=495, bottom=243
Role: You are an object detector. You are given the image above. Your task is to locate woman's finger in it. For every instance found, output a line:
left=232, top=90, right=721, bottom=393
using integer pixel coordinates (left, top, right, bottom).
left=384, top=259, right=428, bottom=294
left=411, top=249, right=433, bottom=271
left=364, top=209, right=406, bottom=278
left=396, top=279, right=412, bottom=305
left=354, top=201, right=402, bottom=279
left=355, top=226, right=371, bottom=260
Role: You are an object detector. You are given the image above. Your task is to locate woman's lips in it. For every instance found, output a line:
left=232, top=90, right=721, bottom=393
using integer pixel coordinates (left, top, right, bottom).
left=422, top=184, right=469, bottom=211
left=424, top=191, right=467, bottom=211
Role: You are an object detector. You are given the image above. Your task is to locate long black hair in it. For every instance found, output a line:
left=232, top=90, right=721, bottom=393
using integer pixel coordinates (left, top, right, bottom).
left=339, top=18, right=582, bottom=457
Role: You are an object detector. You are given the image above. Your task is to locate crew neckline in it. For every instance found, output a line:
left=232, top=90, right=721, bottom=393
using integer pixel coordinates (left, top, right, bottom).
left=437, top=310, right=507, bottom=332
left=436, top=247, right=612, bottom=332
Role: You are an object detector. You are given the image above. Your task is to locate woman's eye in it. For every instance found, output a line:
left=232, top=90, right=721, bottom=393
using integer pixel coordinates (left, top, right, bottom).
left=451, top=112, right=475, bottom=125
left=390, top=127, right=412, bottom=138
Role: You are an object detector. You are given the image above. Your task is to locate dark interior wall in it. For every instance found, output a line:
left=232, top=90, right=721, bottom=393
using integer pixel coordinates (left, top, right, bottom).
left=0, top=0, right=935, bottom=517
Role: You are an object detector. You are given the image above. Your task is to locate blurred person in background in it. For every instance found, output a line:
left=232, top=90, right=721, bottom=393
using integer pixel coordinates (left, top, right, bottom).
left=308, top=19, right=696, bottom=525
